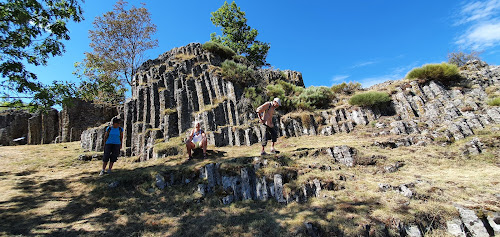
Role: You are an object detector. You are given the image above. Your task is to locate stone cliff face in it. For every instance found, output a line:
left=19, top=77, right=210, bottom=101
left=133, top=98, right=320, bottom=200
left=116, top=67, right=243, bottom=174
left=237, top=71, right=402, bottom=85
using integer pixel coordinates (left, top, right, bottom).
left=80, top=43, right=500, bottom=163
left=81, top=43, right=303, bottom=160
left=0, top=99, right=118, bottom=146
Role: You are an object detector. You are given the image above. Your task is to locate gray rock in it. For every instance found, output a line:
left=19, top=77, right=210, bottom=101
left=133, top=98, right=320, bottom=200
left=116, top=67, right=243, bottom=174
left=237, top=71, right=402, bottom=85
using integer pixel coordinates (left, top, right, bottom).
left=108, top=181, right=120, bottom=188
left=274, top=174, right=286, bottom=203
left=197, top=184, right=207, bottom=196
left=446, top=218, right=466, bottom=237
left=455, top=205, right=489, bottom=237
left=404, top=225, right=422, bottom=237
left=155, top=174, right=166, bottom=190
left=487, top=213, right=500, bottom=235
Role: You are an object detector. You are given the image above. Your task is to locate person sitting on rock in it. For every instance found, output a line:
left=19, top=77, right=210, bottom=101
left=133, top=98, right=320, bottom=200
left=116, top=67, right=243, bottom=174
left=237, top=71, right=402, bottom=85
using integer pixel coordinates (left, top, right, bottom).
left=256, top=98, right=281, bottom=155
left=100, top=118, right=123, bottom=176
left=186, top=121, right=207, bottom=160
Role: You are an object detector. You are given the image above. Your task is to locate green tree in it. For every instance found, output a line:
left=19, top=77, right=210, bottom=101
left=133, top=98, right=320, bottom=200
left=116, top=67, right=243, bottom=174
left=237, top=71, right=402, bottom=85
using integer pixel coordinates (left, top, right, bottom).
left=0, top=0, right=83, bottom=109
left=210, top=1, right=270, bottom=67
left=74, top=60, right=126, bottom=105
left=79, top=0, right=158, bottom=93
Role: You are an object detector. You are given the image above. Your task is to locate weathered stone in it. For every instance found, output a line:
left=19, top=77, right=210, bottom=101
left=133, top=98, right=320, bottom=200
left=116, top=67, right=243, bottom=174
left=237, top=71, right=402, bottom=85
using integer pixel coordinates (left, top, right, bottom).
left=455, top=205, right=489, bottom=237
left=155, top=174, right=166, bottom=190
left=404, top=225, right=422, bottom=237
left=274, top=174, right=286, bottom=203
left=446, top=219, right=466, bottom=237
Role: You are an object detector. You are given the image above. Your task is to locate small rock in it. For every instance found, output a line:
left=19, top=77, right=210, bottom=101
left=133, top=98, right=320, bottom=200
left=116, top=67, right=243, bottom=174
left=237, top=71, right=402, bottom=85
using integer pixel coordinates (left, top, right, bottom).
left=155, top=174, right=166, bottom=190
left=404, top=225, right=422, bottom=237
left=222, top=195, right=234, bottom=205
left=379, top=183, right=392, bottom=192
left=384, top=161, right=404, bottom=173
left=197, top=184, right=206, bottom=196
left=446, top=219, right=466, bottom=237
left=108, top=181, right=119, bottom=188
left=399, top=185, right=413, bottom=198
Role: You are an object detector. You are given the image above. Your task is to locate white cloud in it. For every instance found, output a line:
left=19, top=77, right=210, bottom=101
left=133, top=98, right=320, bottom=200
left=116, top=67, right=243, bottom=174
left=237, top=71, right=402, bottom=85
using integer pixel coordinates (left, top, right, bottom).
left=457, top=21, right=500, bottom=49
left=455, top=0, right=500, bottom=50
left=331, top=75, right=350, bottom=84
left=455, top=0, right=500, bottom=25
left=350, top=61, right=377, bottom=69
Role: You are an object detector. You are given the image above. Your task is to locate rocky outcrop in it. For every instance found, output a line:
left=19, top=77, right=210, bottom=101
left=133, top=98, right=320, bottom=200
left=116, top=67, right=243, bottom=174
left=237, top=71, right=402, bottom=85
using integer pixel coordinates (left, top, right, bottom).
left=28, top=109, right=59, bottom=144
left=59, top=99, right=118, bottom=143
left=0, top=109, right=31, bottom=145
left=80, top=43, right=303, bottom=158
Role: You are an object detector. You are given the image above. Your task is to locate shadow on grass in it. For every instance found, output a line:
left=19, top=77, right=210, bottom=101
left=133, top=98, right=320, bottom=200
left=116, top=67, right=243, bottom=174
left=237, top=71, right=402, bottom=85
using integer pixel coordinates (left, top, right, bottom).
left=0, top=150, right=387, bottom=237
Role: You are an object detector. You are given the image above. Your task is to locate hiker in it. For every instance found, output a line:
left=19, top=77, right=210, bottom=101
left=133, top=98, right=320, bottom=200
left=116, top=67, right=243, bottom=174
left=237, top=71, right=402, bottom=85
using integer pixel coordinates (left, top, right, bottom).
left=256, top=97, right=281, bottom=155
left=186, top=121, right=207, bottom=160
left=100, top=118, right=123, bottom=176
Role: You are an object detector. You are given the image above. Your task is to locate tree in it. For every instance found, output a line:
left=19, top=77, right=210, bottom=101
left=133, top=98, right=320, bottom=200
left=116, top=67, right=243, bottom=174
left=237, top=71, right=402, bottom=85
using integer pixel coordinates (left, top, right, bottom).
left=74, top=60, right=126, bottom=105
left=0, top=0, right=84, bottom=109
left=447, top=51, right=482, bottom=67
left=80, top=0, right=158, bottom=94
left=210, top=1, right=270, bottom=67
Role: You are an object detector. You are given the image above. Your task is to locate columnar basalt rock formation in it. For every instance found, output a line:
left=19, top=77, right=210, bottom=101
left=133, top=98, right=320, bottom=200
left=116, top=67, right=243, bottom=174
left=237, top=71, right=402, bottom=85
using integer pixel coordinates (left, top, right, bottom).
left=81, top=43, right=304, bottom=159
left=0, top=99, right=118, bottom=146
left=80, top=42, right=500, bottom=163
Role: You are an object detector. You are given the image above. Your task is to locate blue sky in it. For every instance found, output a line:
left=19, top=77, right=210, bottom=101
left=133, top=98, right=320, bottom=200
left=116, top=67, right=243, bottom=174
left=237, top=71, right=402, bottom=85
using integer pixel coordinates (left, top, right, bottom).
left=22, top=0, right=500, bottom=92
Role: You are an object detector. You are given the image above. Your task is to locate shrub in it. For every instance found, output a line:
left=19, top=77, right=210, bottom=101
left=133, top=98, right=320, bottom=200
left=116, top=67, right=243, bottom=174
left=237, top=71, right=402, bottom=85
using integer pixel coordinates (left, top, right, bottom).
left=331, top=82, right=362, bottom=95
left=265, top=80, right=304, bottom=112
left=447, top=51, right=482, bottom=67
left=202, top=41, right=236, bottom=59
left=406, top=63, right=461, bottom=85
left=243, top=87, right=266, bottom=109
left=349, top=91, right=391, bottom=107
left=487, top=97, right=500, bottom=106
left=297, top=86, right=335, bottom=110
left=221, top=60, right=255, bottom=84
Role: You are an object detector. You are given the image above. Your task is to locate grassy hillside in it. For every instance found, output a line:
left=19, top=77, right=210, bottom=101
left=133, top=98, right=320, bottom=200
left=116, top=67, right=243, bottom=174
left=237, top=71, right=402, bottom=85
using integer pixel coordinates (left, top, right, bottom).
left=0, top=124, right=499, bottom=236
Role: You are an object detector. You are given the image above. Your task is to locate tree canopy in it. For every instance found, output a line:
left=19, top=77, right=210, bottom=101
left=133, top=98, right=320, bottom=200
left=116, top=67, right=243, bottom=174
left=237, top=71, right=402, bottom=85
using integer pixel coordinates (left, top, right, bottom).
left=210, top=1, right=270, bottom=67
left=77, top=0, right=158, bottom=101
left=0, top=0, right=84, bottom=110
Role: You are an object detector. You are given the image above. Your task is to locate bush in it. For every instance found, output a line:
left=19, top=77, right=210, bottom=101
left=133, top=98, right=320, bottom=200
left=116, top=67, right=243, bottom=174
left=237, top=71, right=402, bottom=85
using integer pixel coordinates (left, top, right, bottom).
left=202, top=41, right=236, bottom=59
left=448, top=51, right=482, bottom=67
left=243, top=87, right=266, bottom=109
left=349, top=91, right=391, bottom=107
left=297, top=86, right=335, bottom=110
left=487, top=97, right=500, bottom=106
left=265, top=80, right=305, bottom=112
left=221, top=60, right=255, bottom=84
left=331, top=82, right=362, bottom=95
left=406, top=63, right=461, bottom=85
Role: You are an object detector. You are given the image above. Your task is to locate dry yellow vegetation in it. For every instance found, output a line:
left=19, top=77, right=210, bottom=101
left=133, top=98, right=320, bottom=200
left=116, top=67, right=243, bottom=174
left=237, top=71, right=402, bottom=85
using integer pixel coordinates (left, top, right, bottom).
left=0, top=125, right=498, bottom=236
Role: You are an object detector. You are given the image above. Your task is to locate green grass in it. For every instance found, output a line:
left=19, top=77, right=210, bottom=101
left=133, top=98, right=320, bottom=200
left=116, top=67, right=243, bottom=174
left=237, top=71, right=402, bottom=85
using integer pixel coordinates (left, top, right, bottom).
left=487, top=97, right=500, bottom=106
left=348, top=91, right=391, bottom=107
left=406, top=63, right=461, bottom=85
left=202, top=41, right=236, bottom=59
left=0, top=125, right=499, bottom=236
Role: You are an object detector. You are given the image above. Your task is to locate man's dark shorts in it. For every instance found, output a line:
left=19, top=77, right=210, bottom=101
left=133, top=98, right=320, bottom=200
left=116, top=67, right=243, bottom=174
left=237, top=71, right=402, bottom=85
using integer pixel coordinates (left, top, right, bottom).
left=261, top=125, right=277, bottom=146
left=103, top=144, right=120, bottom=162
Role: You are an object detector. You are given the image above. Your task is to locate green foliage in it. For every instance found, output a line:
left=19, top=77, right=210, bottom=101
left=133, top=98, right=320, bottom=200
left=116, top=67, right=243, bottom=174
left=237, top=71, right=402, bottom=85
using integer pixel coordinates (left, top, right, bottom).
left=243, top=87, right=266, bottom=109
left=348, top=91, right=391, bottom=107
left=210, top=1, right=270, bottom=67
left=82, top=0, right=158, bottom=88
left=221, top=60, right=255, bottom=84
left=487, top=97, right=500, bottom=106
left=202, top=41, right=235, bottom=59
left=0, top=0, right=83, bottom=109
left=0, top=100, right=34, bottom=112
left=74, top=61, right=126, bottom=105
left=297, top=86, right=335, bottom=110
left=406, top=63, right=461, bottom=85
left=266, top=80, right=305, bottom=112
left=331, top=82, right=362, bottom=95
left=448, top=51, right=482, bottom=67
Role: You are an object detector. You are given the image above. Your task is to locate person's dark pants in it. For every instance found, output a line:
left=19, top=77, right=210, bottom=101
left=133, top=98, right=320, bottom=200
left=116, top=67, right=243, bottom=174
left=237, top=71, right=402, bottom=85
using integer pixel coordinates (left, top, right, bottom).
left=103, top=144, right=120, bottom=162
left=261, top=125, right=277, bottom=146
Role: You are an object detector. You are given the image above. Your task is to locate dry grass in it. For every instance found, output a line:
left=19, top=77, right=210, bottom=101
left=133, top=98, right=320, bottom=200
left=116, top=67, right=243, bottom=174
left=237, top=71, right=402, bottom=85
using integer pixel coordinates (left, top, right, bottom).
left=0, top=125, right=498, bottom=236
